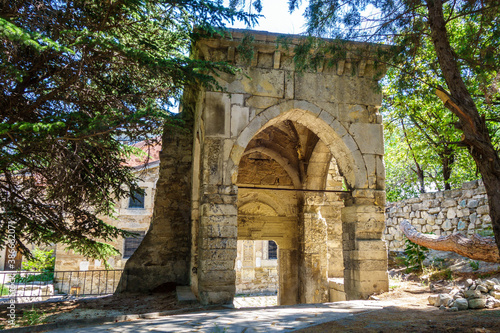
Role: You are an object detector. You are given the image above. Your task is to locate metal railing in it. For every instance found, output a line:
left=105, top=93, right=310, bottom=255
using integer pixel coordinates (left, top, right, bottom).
left=0, top=269, right=124, bottom=303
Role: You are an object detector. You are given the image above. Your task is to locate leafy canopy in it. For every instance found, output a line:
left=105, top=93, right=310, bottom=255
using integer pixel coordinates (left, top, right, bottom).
left=0, top=0, right=256, bottom=260
left=283, top=1, right=500, bottom=199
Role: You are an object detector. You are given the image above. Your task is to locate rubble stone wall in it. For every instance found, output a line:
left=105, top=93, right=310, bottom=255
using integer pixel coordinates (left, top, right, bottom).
left=384, top=180, right=491, bottom=251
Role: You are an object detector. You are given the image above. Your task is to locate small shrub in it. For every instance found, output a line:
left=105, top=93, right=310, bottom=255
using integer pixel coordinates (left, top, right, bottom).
left=403, top=237, right=428, bottom=272
left=469, top=260, right=480, bottom=271
left=13, top=271, right=54, bottom=283
left=394, top=256, right=406, bottom=267
left=21, top=248, right=55, bottom=272
left=20, top=307, right=46, bottom=327
left=431, top=257, right=445, bottom=268
left=478, top=228, right=494, bottom=237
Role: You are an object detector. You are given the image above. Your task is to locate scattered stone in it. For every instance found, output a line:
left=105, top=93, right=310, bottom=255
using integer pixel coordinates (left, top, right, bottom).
left=429, top=278, right=500, bottom=310
left=476, top=285, right=488, bottom=293
left=492, top=291, right=500, bottom=299
left=428, top=295, right=439, bottom=306
left=468, top=298, right=486, bottom=309
left=464, top=290, right=481, bottom=299
left=437, top=294, right=454, bottom=307
left=453, top=298, right=468, bottom=311
left=486, top=280, right=496, bottom=286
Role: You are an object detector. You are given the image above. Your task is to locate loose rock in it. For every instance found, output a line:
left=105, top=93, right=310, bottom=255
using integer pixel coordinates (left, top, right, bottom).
left=428, top=278, right=500, bottom=310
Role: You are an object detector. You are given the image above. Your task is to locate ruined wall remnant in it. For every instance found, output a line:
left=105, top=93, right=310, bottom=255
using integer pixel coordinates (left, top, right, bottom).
left=118, top=127, right=194, bottom=293
left=385, top=180, right=492, bottom=251
left=121, top=29, right=389, bottom=305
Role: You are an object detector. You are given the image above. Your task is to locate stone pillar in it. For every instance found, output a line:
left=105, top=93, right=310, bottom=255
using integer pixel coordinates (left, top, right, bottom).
left=277, top=248, right=299, bottom=305
left=322, top=193, right=344, bottom=278
left=341, top=201, right=388, bottom=300
left=118, top=128, right=193, bottom=293
left=299, top=194, right=329, bottom=304
left=197, top=185, right=238, bottom=305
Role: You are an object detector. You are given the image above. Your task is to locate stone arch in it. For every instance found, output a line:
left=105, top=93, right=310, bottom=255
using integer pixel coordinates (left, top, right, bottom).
left=305, top=140, right=332, bottom=191
left=242, top=147, right=301, bottom=189
left=230, top=100, right=368, bottom=191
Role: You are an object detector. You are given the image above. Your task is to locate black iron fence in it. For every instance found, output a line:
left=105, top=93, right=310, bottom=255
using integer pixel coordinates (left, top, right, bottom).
left=0, top=270, right=124, bottom=303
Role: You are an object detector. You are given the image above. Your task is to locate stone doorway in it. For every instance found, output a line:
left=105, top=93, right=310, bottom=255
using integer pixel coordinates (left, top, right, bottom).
left=234, top=239, right=279, bottom=308
left=120, top=29, right=389, bottom=306
left=234, top=113, right=353, bottom=305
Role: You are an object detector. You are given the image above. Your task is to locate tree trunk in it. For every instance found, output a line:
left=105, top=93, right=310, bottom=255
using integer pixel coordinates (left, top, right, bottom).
left=400, top=220, right=500, bottom=263
left=441, top=148, right=454, bottom=191
left=426, top=0, right=500, bottom=253
left=401, top=119, right=426, bottom=193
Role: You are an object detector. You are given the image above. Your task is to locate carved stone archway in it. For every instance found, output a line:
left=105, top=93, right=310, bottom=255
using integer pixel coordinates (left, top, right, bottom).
left=120, top=29, right=388, bottom=306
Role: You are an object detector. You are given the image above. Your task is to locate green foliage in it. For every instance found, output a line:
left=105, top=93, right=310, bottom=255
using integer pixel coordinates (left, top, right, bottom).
left=403, top=237, right=428, bottom=272
left=14, top=247, right=55, bottom=282
left=0, top=1, right=257, bottom=260
left=0, top=284, right=8, bottom=296
left=21, top=248, right=55, bottom=272
left=236, top=33, right=256, bottom=65
left=19, top=307, right=46, bottom=327
left=478, top=228, right=495, bottom=237
left=283, top=1, right=500, bottom=203
left=469, top=260, right=480, bottom=271
left=13, top=271, right=54, bottom=283
left=382, top=14, right=498, bottom=200
left=428, top=268, right=453, bottom=281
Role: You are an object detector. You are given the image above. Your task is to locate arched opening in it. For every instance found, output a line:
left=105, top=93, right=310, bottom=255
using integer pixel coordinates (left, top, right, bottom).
left=233, top=107, right=352, bottom=305
left=195, top=100, right=387, bottom=305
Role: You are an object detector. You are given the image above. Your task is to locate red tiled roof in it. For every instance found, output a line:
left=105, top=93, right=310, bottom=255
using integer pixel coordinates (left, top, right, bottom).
left=125, top=139, right=162, bottom=168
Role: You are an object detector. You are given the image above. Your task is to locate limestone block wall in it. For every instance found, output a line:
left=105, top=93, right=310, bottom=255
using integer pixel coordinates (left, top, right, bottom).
left=384, top=180, right=491, bottom=251
left=235, top=240, right=278, bottom=295
left=119, top=129, right=194, bottom=293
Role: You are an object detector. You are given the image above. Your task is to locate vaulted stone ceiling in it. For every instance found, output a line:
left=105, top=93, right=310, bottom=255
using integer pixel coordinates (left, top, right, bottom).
left=237, top=120, right=326, bottom=188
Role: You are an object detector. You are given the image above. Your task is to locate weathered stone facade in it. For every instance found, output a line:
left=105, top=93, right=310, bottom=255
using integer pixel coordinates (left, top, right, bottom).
left=122, top=29, right=389, bottom=305
left=384, top=180, right=492, bottom=251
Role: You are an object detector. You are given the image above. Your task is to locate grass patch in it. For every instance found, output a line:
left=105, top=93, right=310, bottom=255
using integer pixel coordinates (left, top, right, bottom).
left=19, top=307, right=46, bottom=327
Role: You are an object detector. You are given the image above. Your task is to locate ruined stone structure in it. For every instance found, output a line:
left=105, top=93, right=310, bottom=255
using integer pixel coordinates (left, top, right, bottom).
left=385, top=179, right=492, bottom=251
left=121, top=30, right=389, bottom=305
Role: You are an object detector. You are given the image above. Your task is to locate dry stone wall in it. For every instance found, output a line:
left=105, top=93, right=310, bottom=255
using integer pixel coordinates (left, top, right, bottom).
left=384, top=180, right=491, bottom=251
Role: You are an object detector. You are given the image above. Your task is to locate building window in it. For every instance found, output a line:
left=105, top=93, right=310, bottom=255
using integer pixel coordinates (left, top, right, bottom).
left=123, top=231, right=146, bottom=259
left=268, top=240, right=278, bottom=260
left=128, top=189, right=145, bottom=209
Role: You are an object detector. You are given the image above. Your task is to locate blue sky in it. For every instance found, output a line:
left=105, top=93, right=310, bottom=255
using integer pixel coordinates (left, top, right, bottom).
left=227, top=0, right=308, bottom=35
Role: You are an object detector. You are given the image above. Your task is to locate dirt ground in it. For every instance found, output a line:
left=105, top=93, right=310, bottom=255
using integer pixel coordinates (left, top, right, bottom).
left=2, top=265, right=500, bottom=331
left=296, top=267, right=500, bottom=332
left=0, top=291, right=203, bottom=329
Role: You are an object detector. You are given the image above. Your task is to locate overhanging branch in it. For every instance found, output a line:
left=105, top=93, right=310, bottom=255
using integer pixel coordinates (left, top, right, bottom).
left=400, top=220, right=500, bottom=263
